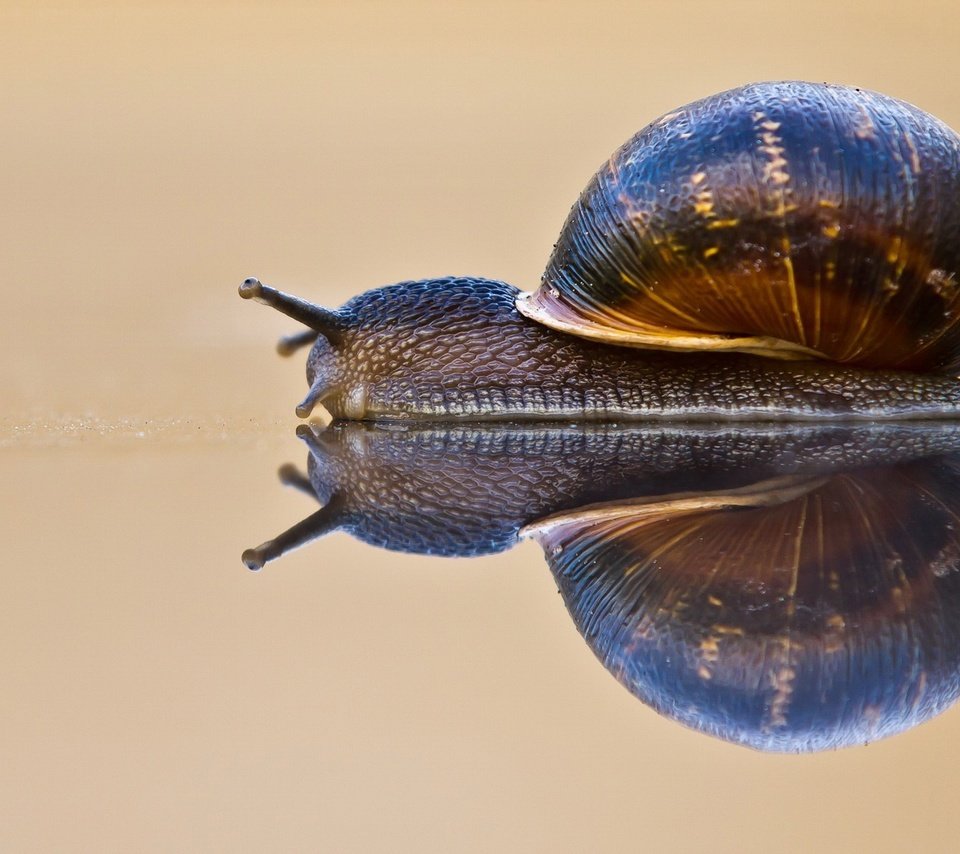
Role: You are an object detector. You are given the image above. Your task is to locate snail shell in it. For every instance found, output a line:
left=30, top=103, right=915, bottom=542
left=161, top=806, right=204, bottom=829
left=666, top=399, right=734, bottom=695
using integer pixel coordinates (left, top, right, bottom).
left=519, top=81, right=960, bottom=372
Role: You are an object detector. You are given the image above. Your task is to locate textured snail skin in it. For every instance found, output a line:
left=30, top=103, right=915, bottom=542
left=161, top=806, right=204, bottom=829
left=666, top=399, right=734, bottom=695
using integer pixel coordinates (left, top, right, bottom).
left=305, top=278, right=960, bottom=421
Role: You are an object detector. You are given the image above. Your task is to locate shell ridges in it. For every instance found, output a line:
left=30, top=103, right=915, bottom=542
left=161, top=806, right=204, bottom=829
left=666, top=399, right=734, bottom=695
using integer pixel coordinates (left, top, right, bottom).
left=530, top=81, right=960, bottom=373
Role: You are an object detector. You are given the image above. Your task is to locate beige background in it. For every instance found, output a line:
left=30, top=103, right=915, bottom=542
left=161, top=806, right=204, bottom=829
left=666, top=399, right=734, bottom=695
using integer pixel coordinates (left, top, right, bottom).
left=4, top=2, right=960, bottom=852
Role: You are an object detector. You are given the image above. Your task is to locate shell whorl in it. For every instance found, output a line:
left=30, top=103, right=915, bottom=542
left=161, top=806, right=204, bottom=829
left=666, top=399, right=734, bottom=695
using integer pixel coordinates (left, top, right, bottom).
left=519, top=81, right=960, bottom=373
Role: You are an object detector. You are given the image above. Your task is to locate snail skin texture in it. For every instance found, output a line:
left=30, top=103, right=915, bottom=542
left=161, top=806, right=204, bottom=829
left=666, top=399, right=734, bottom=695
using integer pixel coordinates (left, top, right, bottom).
left=240, top=81, right=960, bottom=422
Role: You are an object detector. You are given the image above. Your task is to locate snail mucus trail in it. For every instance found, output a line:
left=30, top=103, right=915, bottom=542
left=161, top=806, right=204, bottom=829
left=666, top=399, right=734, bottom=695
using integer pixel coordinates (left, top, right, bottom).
left=240, top=82, right=960, bottom=422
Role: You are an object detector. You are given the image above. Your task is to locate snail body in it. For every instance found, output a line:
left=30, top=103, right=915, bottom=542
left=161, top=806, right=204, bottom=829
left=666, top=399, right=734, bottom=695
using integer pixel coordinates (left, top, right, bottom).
left=240, top=82, right=960, bottom=421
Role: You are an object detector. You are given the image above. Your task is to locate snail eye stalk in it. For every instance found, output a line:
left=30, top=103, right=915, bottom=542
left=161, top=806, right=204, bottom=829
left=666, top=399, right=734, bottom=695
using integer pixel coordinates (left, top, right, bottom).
left=238, top=277, right=347, bottom=345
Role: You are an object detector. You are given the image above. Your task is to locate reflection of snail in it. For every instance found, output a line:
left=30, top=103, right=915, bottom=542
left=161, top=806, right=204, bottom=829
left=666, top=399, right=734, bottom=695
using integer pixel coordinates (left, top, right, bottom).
left=242, top=422, right=960, bottom=563
left=240, top=82, right=960, bottom=421
left=245, top=423, right=960, bottom=751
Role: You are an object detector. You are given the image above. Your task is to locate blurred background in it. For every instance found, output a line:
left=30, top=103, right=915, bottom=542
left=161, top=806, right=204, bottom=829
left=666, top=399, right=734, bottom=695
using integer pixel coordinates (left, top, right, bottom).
left=4, top=2, right=960, bottom=851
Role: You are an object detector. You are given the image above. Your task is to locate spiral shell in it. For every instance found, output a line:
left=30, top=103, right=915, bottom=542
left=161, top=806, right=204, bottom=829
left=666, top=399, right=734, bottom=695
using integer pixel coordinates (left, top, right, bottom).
left=518, top=81, right=960, bottom=373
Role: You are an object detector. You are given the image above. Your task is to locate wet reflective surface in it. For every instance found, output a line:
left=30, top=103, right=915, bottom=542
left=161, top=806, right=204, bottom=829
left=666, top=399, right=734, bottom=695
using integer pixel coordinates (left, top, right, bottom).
left=9, top=419, right=960, bottom=852
left=247, top=423, right=960, bottom=752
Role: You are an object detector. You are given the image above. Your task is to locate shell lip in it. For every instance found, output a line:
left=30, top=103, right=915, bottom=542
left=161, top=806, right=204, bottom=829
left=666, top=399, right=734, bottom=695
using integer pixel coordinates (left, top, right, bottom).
left=515, top=291, right=827, bottom=361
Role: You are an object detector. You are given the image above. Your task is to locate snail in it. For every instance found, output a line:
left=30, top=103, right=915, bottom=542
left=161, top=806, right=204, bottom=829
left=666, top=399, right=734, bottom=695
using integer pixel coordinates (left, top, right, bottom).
left=240, top=81, right=960, bottom=421
left=244, top=422, right=960, bottom=750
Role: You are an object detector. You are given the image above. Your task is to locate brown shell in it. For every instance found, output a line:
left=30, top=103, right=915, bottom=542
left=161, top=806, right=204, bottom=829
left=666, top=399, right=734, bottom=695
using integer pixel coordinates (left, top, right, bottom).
left=518, top=81, right=960, bottom=373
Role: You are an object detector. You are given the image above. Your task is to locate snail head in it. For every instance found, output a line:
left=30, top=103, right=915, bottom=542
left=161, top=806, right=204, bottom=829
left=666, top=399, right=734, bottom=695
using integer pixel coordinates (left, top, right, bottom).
left=239, top=276, right=362, bottom=418
left=239, top=275, right=549, bottom=421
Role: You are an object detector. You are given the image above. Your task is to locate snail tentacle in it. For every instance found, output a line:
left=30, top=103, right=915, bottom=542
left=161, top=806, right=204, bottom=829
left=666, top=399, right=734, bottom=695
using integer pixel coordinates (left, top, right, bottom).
left=239, top=277, right=347, bottom=344
left=276, top=329, right=320, bottom=357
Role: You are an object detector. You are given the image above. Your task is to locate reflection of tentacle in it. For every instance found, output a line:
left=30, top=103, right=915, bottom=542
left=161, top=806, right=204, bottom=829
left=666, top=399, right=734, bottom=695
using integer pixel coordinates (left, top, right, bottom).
left=531, top=460, right=960, bottom=752
left=242, top=495, right=345, bottom=571
left=277, top=464, right=316, bottom=498
left=295, top=422, right=346, bottom=456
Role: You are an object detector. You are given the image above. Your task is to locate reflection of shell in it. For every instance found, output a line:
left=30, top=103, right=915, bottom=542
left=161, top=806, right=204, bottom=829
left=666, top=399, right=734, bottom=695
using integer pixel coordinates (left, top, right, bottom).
left=519, top=82, right=960, bottom=372
left=530, top=458, right=960, bottom=752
